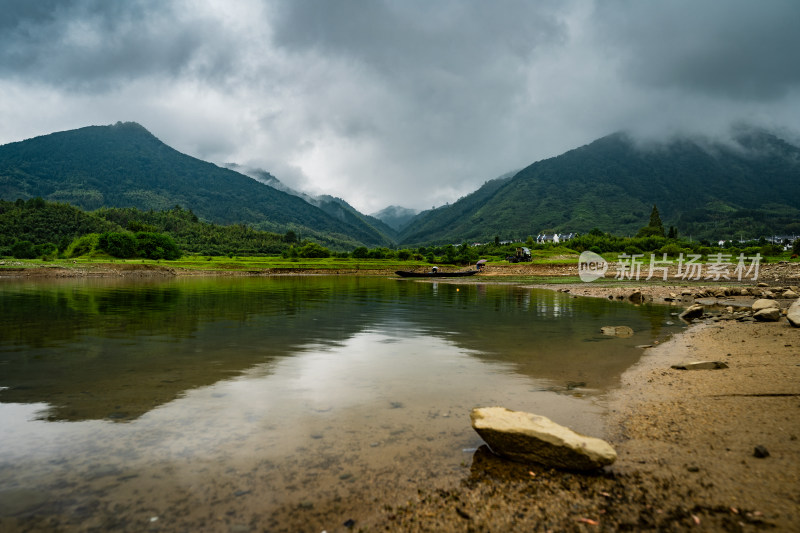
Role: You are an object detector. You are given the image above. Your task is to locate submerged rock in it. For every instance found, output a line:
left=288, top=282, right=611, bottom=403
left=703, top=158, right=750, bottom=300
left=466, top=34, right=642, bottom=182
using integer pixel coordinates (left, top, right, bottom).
left=671, top=361, right=729, bottom=370
left=788, top=300, right=800, bottom=328
left=754, top=307, right=781, bottom=322
left=469, top=407, right=616, bottom=471
left=600, top=325, right=634, bottom=338
left=679, top=304, right=704, bottom=321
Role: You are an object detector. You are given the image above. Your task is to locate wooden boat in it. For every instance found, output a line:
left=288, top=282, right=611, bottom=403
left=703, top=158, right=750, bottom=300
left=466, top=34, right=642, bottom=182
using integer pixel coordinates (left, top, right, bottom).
left=395, top=269, right=479, bottom=278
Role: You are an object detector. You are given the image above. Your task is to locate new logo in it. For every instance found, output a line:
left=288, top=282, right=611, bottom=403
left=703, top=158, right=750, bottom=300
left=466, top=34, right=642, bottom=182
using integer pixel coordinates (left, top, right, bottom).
left=578, top=251, right=608, bottom=282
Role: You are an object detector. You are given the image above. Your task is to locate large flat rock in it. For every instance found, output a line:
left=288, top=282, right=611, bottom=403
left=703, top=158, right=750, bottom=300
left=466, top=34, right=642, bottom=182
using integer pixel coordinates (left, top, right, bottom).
left=470, top=407, right=616, bottom=471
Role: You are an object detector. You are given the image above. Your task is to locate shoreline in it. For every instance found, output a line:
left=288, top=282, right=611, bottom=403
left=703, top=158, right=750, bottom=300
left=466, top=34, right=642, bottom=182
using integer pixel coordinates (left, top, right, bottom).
left=3, top=262, right=799, bottom=530
left=377, top=271, right=800, bottom=531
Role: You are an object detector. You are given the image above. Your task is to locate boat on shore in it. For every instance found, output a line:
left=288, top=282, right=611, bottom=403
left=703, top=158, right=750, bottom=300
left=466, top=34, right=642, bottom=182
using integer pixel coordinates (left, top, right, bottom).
left=395, top=269, right=479, bottom=278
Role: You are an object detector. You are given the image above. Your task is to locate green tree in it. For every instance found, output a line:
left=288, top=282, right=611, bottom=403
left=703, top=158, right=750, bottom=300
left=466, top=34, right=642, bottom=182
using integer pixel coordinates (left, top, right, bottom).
left=649, top=205, right=663, bottom=229
left=296, top=242, right=331, bottom=258
left=283, top=230, right=298, bottom=244
left=637, top=205, right=666, bottom=237
left=351, top=246, right=369, bottom=258
left=135, top=232, right=182, bottom=260
left=11, top=240, right=37, bottom=259
left=98, top=232, right=138, bottom=258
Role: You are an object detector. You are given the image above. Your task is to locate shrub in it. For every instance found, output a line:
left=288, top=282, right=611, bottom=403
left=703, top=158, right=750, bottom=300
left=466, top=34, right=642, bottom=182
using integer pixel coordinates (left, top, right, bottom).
left=34, top=242, right=57, bottom=258
left=11, top=240, right=37, bottom=259
left=623, top=245, right=643, bottom=255
left=135, top=232, right=182, bottom=260
left=98, top=232, right=138, bottom=258
left=658, top=243, right=684, bottom=257
left=351, top=247, right=369, bottom=258
left=295, top=242, right=330, bottom=258
left=66, top=234, right=100, bottom=258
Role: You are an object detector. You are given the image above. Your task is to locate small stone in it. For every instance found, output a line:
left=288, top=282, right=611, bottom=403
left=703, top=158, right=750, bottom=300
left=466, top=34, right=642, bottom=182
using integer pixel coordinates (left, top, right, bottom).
left=754, top=307, right=781, bottom=322
left=752, top=299, right=779, bottom=311
left=753, top=445, right=770, bottom=458
left=679, top=304, right=704, bottom=321
left=671, top=361, right=729, bottom=370
left=782, top=290, right=798, bottom=299
left=629, top=290, right=644, bottom=304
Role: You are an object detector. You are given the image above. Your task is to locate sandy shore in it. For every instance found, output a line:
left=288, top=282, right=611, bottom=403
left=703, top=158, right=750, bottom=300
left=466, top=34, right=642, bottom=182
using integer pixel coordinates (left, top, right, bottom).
left=3, top=261, right=799, bottom=531
left=376, top=308, right=800, bottom=532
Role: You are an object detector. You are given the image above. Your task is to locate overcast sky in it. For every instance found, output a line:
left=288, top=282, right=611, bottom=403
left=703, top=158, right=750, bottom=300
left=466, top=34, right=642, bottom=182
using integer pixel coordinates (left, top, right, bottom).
left=1, top=0, right=799, bottom=213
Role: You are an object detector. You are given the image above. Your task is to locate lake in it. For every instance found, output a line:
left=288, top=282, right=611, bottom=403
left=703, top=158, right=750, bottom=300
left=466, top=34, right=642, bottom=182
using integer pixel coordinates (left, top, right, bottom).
left=0, top=276, right=682, bottom=531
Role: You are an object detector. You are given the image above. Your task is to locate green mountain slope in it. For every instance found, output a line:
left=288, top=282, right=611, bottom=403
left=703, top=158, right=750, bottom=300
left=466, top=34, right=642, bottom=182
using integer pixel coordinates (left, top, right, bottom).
left=0, top=122, right=393, bottom=248
left=312, top=195, right=398, bottom=242
left=398, top=126, right=800, bottom=244
left=397, top=174, right=514, bottom=246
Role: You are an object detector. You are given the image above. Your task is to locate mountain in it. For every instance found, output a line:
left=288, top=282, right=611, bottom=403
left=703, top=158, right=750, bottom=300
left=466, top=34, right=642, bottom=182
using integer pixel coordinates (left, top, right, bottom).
left=397, top=126, right=800, bottom=244
left=0, top=122, right=393, bottom=248
left=396, top=173, right=514, bottom=245
left=310, top=195, right=398, bottom=243
left=371, top=205, right=420, bottom=231
left=228, top=163, right=398, bottom=242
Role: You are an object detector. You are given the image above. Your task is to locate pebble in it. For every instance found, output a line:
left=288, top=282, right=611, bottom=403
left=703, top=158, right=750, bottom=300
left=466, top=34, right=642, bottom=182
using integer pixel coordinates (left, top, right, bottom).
left=753, top=445, right=770, bottom=458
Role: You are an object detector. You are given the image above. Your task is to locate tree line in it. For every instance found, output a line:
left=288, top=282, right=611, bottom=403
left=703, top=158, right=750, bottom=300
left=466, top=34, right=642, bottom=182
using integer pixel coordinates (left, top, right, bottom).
left=1, top=198, right=798, bottom=262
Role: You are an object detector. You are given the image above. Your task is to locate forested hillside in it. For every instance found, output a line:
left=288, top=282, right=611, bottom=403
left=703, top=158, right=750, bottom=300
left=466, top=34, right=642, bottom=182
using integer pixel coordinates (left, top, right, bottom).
left=398, top=126, right=800, bottom=244
left=397, top=175, right=513, bottom=246
left=0, top=122, right=393, bottom=248
left=0, top=199, right=295, bottom=257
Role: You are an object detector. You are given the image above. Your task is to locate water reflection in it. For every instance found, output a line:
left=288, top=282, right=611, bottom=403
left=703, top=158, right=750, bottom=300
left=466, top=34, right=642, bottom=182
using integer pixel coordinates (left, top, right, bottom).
left=0, top=277, right=683, bottom=530
left=0, top=278, right=681, bottom=423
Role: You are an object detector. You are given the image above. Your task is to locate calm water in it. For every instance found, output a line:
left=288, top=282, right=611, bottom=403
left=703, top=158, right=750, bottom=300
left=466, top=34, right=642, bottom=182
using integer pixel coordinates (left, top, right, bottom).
left=0, top=276, right=682, bottom=531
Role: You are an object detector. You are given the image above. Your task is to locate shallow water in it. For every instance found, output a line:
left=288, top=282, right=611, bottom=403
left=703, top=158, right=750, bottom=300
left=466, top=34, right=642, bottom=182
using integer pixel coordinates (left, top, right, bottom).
left=0, top=276, right=682, bottom=531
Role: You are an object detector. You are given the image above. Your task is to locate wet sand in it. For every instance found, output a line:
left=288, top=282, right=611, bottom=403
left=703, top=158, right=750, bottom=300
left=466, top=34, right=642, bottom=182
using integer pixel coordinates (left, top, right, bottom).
left=2, top=261, right=799, bottom=531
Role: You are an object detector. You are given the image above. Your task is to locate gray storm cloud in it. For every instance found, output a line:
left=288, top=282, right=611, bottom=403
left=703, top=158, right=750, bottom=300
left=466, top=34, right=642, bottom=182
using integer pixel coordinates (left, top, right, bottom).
left=594, top=0, right=800, bottom=101
left=0, top=0, right=798, bottom=212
